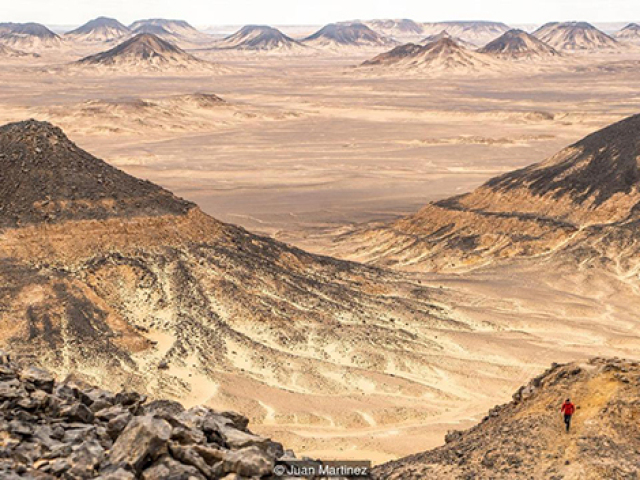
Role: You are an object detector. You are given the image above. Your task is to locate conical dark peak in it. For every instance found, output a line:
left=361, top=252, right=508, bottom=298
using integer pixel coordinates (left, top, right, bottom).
left=0, top=120, right=193, bottom=228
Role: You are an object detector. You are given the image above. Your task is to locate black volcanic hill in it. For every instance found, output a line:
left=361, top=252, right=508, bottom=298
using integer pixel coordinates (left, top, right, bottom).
left=421, top=30, right=476, bottom=49
left=302, top=23, right=396, bottom=48
left=615, top=22, right=640, bottom=41
left=421, top=21, right=510, bottom=45
left=364, top=19, right=424, bottom=35
left=76, top=33, right=209, bottom=70
left=216, top=25, right=305, bottom=51
left=374, top=358, right=640, bottom=479
left=0, top=22, right=61, bottom=49
left=66, top=16, right=130, bottom=41
left=362, top=37, right=494, bottom=72
left=128, top=18, right=208, bottom=41
left=130, top=24, right=173, bottom=36
left=482, top=113, right=640, bottom=209
left=479, top=29, right=560, bottom=59
left=339, top=113, right=640, bottom=271
left=533, top=21, right=619, bottom=50
left=0, top=22, right=58, bottom=39
left=0, top=120, right=193, bottom=227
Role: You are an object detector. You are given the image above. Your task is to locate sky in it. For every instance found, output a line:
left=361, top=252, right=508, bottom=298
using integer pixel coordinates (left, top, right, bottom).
left=3, top=0, right=639, bottom=27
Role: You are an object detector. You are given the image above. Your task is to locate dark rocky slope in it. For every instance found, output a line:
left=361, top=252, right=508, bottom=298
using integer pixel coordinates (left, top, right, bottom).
left=336, top=113, right=640, bottom=272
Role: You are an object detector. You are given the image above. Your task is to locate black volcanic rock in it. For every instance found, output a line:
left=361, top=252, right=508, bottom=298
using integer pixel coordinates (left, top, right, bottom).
left=0, top=351, right=287, bottom=478
left=483, top=113, right=640, bottom=207
left=302, top=23, right=396, bottom=47
left=364, top=19, right=424, bottom=35
left=0, top=22, right=59, bottom=39
left=0, top=119, right=193, bottom=228
left=479, top=29, right=560, bottom=58
left=615, top=22, right=640, bottom=41
left=217, top=25, right=305, bottom=50
left=533, top=21, right=619, bottom=50
left=66, top=17, right=130, bottom=41
left=362, top=38, right=492, bottom=71
left=0, top=22, right=61, bottom=49
left=420, top=21, right=510, bottom=45
left=338, top=113, right=640, bottom=271
left=128, top=18, right=208, bottom=41
left=420, top=30, right=476, bottom=49
left=76, top=33, right=209, bottom=70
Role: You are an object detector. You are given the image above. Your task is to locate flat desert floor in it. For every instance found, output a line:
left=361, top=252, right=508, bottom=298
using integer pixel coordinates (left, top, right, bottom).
left=2, top=46, right=640, bottom=462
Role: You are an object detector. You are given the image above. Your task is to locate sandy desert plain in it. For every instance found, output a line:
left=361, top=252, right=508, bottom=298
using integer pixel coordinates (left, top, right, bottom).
left=3, top=23, right=640, bottom=464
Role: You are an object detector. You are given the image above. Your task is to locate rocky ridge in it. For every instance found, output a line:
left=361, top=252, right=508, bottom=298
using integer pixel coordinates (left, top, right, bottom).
left=0, top=350, right=288, bottom=479
left=373, top=357, right=640, bottom=479
left=335, top=113, right=640, bottom=272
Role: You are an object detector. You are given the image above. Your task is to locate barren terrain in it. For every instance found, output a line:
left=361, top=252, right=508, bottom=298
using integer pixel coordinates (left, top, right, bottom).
left=2, top=41, right=640, bottom=464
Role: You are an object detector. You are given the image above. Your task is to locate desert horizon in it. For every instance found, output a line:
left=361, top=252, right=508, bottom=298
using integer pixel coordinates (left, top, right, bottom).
left=1, top=3, right=640, bottom=479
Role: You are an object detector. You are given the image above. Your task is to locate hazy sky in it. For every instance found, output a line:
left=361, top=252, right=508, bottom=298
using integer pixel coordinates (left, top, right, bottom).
left=4, top=0, right=639, bottom=27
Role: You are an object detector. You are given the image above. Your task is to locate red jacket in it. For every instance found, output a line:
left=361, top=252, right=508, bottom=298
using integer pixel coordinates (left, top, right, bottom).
left=561, top=402, right=575, bottom=415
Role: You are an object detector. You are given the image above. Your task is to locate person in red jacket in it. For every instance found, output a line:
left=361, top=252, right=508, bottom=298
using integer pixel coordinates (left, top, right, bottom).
left=561, top=398, right=576, bottom=432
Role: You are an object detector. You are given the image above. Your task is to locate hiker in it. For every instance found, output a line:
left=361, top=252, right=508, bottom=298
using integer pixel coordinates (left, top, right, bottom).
left=560, top=398, right=576, bottom=432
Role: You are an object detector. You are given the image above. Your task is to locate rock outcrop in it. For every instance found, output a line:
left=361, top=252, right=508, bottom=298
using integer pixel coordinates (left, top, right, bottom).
left=0, top=351, right=286, bottom=479
left=373, top=358, right=640, bottom=479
